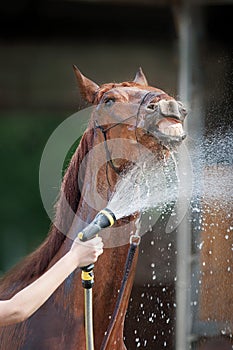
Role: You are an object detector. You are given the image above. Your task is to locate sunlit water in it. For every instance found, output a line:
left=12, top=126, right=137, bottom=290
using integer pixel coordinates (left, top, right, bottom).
left=107, top=153, right=179, bottom=220
left=107, top=128, right=233, bottom=221
left=190, top=128, right=233, bottom=202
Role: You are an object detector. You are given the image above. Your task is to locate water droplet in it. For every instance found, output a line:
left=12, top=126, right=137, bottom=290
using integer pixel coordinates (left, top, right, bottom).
left=198, top=241, right=204, bottom=249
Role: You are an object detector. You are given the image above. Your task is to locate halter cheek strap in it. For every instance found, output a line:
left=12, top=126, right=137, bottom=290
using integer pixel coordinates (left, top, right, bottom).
left=94, top=120, right=122, bottom=176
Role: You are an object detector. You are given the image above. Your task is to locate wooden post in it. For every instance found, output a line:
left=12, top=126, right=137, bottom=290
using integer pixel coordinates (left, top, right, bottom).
left=173, top=1, right=204, bottom=348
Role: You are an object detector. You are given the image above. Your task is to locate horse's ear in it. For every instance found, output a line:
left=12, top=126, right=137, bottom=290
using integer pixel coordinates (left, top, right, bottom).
left=133, top=67, right=148, bottom=86
left=73, top=65, right=99, bottom=103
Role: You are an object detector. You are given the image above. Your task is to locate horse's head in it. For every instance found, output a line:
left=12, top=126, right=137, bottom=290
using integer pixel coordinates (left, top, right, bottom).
left=72, top=65, right=188, bottom=217
left=73, top=66, right=187, bottom=158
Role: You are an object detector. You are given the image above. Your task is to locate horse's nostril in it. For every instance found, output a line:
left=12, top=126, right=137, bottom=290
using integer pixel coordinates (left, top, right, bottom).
left=146, top=103, right=157, bottom=111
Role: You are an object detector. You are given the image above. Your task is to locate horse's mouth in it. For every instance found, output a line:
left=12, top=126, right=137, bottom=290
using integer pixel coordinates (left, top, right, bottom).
left=157, top=117, right=185, bottom=137
left=150, top=117, right=186, bottom=147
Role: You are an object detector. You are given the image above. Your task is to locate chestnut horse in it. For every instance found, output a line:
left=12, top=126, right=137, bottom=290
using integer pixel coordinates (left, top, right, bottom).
left=0, top=67, right=187, bottom=349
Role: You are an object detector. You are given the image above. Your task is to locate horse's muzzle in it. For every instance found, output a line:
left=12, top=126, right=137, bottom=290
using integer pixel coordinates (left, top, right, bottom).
left=143, top=98, right=187, bottom=148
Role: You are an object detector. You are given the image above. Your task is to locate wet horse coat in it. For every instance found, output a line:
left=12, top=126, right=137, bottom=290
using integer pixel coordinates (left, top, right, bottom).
left=0, top=67, right=186, bottom=349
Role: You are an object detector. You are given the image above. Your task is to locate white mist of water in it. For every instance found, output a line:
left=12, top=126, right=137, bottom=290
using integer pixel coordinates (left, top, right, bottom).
left=107, top=154, right=179, bottom=220
left=190, top=129, right=233, bottom=203
left=107, top=128, right=233, bottom=222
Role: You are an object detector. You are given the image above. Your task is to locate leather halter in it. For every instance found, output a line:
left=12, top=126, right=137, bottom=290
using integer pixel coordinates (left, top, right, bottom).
left=94, top=91, right=164, bottom=183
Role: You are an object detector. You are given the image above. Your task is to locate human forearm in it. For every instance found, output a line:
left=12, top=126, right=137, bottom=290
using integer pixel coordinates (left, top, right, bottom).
left=0, top=237, right=103, bottom=326
left=1, top=251, right=78, bottom=325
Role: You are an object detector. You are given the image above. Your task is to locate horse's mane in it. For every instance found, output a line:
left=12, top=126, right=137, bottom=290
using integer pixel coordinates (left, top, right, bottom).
left=0, top=127, right=94, bottom=299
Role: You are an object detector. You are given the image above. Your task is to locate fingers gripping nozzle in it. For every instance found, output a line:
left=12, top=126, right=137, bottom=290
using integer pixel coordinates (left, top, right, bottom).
left=77, top=208, right=116, bottom=242
left=78, top=209, right=116, bottom=290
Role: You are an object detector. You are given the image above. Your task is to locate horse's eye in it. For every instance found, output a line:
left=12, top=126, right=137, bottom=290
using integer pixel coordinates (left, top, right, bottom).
left=105, top=98, right=115, bottom=107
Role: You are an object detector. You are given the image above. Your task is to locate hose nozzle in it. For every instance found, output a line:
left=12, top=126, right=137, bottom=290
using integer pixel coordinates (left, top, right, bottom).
left=77, top=208, right=116, bottom=242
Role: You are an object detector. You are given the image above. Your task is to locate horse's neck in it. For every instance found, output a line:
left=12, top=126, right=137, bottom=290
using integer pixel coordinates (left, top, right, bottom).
left=53, top=130, right=139, bottom=348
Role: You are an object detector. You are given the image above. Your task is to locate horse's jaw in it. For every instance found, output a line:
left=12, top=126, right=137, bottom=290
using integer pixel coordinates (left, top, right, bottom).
left=151, top=117, right=186, bottom=149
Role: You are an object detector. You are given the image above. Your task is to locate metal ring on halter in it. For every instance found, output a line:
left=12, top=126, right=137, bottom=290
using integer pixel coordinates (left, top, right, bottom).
left=130, top=234, right=141, bottom=246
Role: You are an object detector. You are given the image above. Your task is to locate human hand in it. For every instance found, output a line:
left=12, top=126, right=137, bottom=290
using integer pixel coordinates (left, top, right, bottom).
left=70, top=236, right=104, bottom=267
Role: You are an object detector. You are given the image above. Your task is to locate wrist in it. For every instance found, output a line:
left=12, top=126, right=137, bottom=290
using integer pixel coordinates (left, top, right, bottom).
left=65, top=250, right=80, bottom=270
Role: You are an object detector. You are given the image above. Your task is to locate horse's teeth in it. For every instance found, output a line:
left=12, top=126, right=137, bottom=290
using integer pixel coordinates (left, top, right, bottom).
left=160, top=124, right=183, bottom=136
